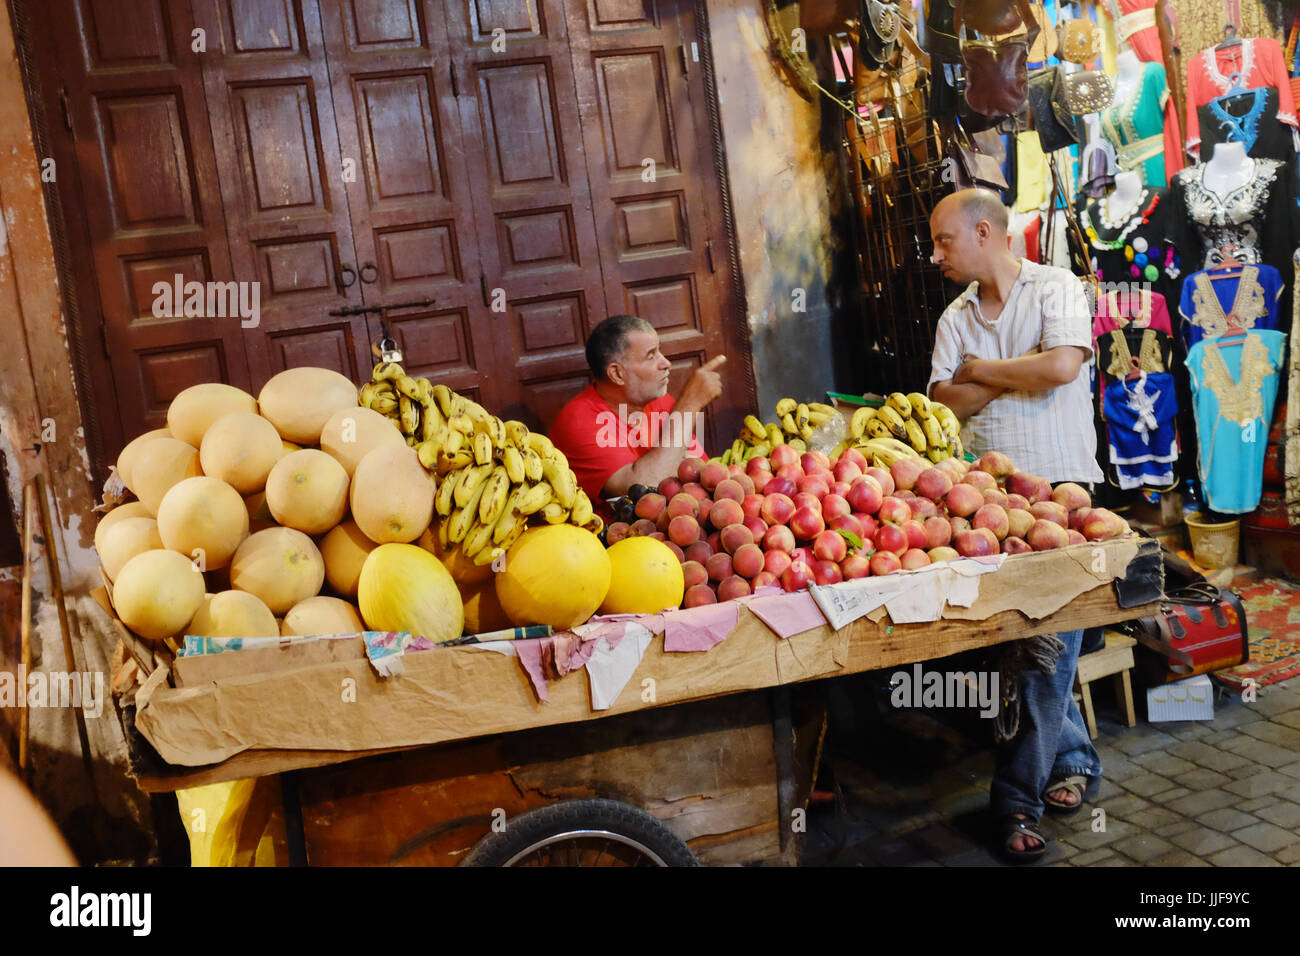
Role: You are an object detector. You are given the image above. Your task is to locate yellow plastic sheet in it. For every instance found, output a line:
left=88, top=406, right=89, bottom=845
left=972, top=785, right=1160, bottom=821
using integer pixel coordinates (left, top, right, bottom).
left=175, top=777, right=288, bottom=867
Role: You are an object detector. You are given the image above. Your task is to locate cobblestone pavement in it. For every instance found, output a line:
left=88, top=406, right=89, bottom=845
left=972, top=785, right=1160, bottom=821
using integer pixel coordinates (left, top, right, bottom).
left=802, top=673, right=1300, bottom=867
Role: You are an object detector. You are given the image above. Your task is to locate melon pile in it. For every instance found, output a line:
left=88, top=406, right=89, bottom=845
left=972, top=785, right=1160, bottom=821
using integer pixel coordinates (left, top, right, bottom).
left=97, top=368, right=461, bottom=644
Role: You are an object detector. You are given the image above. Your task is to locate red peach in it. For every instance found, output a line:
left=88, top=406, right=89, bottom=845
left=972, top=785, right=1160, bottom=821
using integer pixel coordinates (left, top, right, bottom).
left=840, top=553, right=871, bottom=579
left=713, top=478, right=745, bottom=503
left=945, top=483, right=984, bottom=518
left=821, top=493, right=851, bottom=521
left=630, top=518, right=657, bottom=537
left=743, top=516, right=767, bottom=540
left=684, top=540, right=713, bottom=565
left=972, top=504, right=1010, bottom=540
left=681, top=560, right=708, bottom=590
left=1002, top=536, right=1033, bottom=555
left=707, top=531, right=721, bottom=553
left=793, top=492, right=822, bottom=513
left=915, top=467, right=954, bottom=502
left=606, top=522, right=631, bottom=544
left=954, top=527, right=998, bottom=557
left=855, top=513, right=879, bottom=541
left=720, top=523, right=755, bottom=554
left=700, top=461, right=729, bottom=492
left=1006, top=508, right=1035, bottom=540
left=677, top=457, right=704, bottom=483
left=656, top=510, right=672, bottom=533
left=635, top=493, right=667, bottom=520
left=763, top=548, right=793, bottom=577
left=1083, top=508, right=1126, bottom=541
left=907, top=497, right=939, bottom=519
left=865, top=467, right=895, bottom=497
left=775, top=464, right=803, bottom=483
left=650, top=532, right=667, bottom=542
left=751, top=571, right=779, bottom=589
left=875, top=523, right=908, bottom=555
left=781, top=559, right=813, bottom=592
left=900, top=548, right=932, bottom=570
left=705, top=551, right=733, bottom=582
left=733, top=473, right=756, bottom=497
left=664, top=540, right=685, bottom=562
left=741, top=494, right=765, bottom=520
left=977, top=450, right=1016, bottom=479
left=879, top=496, right=912, bottom=526
left=847, top=475, right=884, bottom=514
left=1067, top=530, right=1087, bottom=545
left=812, top=560, right=843, bottom=586
left=1006, top=493, right=1031, bottom=511
left=923, top=515, right=952, bottom=549
left=869, top=550, right=902, bottom=576
left=1027, top=519, right=1070, bottom=551
left=658, top=476, right=683, bottom=499
left=759, top=493, right=794, bottom=528
left=682, top=481, right=709, bottom=501
left=746, top=456, right=772, bottom=476
left=790, top=506, right=826, bottom=541
left=901, top=519, right=928, bottom=551
left=895, top=489, right=915, bottom=500
left=667, top=493, right=699, bottom=519
left=709, top=498, right=745, bottom=530
left=1068, top=507, right=1093, bottom=533
left=840, top=448, right=869, bottom=472
left=948, top=515, right=972, bottom=537
left=770, top=445, right=800, bottom=470
left=1051, top=482, right=1092, bottom=512
left=796, top=474, right=830, bottom=498
left=1004, top=472, right=1042, bottom=501
left=732, top=543, right=765, bottom=579
left=763, top=524, right=796, bottom=554
left=982, top=488, right=1010, bottom=508
left=829, top=481, right=852, bottom=499
left=828, top=513, right=865, bottom=540
left=890, top=458, right=927, bottom=492
left=697, top=498, right=713, bottom=528
left=961, top=470, right=997, bottom=492
left=928, top=546, right=960, bottom=563
left=718, top=575, right=752, bottom=601
left=750, top=470, right=772, bottom=493
left=813, top=529, right=848, bottom=563
left=765, top=476, right=797, bottom=499
left=1030, top=501, right=1069, bottom=528
left=728, top=463, right=745, bottom=479
left=668, top=514, right=701, bottom=547
left=683, top=584, right=717, bottom=608
left=833, top=459, right=863, bottom=484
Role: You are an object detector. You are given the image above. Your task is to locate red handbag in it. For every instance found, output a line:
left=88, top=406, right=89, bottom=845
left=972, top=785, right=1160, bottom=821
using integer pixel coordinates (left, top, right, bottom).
left=1130, top=586, right=1250, bottom=685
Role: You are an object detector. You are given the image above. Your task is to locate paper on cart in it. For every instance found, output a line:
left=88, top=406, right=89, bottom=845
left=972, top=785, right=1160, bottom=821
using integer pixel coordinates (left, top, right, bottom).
left=811, top=557, right=1006, bottom=628
left=586, top=623, right=654, bottom=710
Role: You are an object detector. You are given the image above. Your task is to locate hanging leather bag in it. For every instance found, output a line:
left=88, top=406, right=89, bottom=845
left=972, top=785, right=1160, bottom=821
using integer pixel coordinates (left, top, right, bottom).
left=1027, top=66, right=1078, bottom=151
left=958, top=0, right=1025, bottom=35
left=956, top=0, right=1040, bottom=119
left=799, top=0, right=857, bottom=38
left=1063, top=69, right=1114, bottom=115
left=1059, top=15, right=1102, bottom=64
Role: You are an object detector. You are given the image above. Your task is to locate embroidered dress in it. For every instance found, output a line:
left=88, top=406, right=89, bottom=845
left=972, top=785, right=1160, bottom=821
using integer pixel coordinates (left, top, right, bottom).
left=1177, top=263, right=1283, bottom=349
left=1092, top=286, right=1173, bottom=337
left=1103, top=0, right=1163, bottom=65
left=1103, top=371, right=1180, bottom=489
left=1099, top=61, right=1184, bottom=188
left=1197, top=87, right=1296, bottom=162
left=1076, top=187, right=1181, bottom=303
left=1167, top=158, right=1297, bottom=275
left=1185, top=38, right=1300, bottom=160
left=1186, top=330, right=1287, bottom=514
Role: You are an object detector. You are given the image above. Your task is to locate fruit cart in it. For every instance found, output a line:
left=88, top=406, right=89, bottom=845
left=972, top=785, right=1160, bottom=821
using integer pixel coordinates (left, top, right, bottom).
left=109, top=537, right=1163, bottom=867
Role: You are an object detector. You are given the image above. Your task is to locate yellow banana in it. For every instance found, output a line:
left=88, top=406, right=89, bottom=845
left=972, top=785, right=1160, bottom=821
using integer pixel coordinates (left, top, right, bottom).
left=447, top=415, right=474, bottom=435
left=416, top=440, right=439, bottom=471
left=926, top=444, right=951, bottom=463
left=730, top=438, right=745, bottom=463
left=501, top=445, right=525, bottom=484
left=920, top=415, right=945, bottom=449
left=540, top=502, right=569, bottom=524
left=436, top=517, right=450, bottom=551
left=906, top=392, right=932, bottom=419
left=903, top=417, right=927, bottom=453
left=475, top=415, right=506, bottom=450
left=504, top=420, right=530, bottom=448
left=795, top=403, right=810, bottom=433
left=371, top=395, right=398, bottom=415
left=886, top=392, right=913, bottom=418
left=522, top=448, right=544, bottom=483
left=781, top=413, right=798, bottom=435
left=491, top=505, right=524, bottom=548
left=478, top=465, right=510, bottom=526
left=359, top=382, right=380, bottom=408
left=436, top=449, right=473, bottom=476
left=775, top=397, right=797, bottom=417
left=431, top=384, right=456, bottom=418
left=766, top=425, right=785, bottom=447
left=950, top=435, right=964, bottom=460
left=570, top=490, right=593, bottom=527
left=582, top=514, right=604, bottom=536
left=372, top=361, right=403, bottom=382
left=462, top=519, right=496, bottom=561
left=876, top=404, right=908, bottom=439
left=866, top=416, right=892, bottom=440
left=525, top=433, right=555, bottom=458
left=453, top=462, right=493, bottom=509
left=932, top=402, right=961, bottom=441
left=721, top=448, right=732, bottom=466
left=743, top=414, right=767, bottom=441
left=441, top=429, right=465, bottom=456
left=850, top=406, right=875, bottom=439
left=395, top=375, right=422, bottom=400
left=448, top=476, right=489, bottom=544
left=517, top=483, right=553, bottom=516
left=472, top=431, right=492, bottom=466
left=435, top=469, right=459, bottom=516
left=399, top=395, right=420, bottom=436
left=421, top=408, right=446, bottom=444
left=542, top=457, right=576, bottom=509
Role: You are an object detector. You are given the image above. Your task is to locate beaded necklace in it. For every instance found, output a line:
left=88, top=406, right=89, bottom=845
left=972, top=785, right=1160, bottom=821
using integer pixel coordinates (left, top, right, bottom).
left=1082, top=192, right=1161, bottom=250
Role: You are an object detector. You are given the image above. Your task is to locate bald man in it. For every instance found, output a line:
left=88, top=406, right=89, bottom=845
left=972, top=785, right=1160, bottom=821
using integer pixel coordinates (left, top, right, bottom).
left=927, top=188, right=1104, bottom=863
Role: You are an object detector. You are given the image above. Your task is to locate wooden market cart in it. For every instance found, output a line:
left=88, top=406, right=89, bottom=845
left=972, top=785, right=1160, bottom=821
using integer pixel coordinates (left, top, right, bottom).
left=110, top=538, right=1164, bottom=866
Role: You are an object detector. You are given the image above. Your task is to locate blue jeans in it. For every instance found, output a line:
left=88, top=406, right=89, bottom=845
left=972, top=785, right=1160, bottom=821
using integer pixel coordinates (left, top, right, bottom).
left=990, top=629, right=1103, bottom=821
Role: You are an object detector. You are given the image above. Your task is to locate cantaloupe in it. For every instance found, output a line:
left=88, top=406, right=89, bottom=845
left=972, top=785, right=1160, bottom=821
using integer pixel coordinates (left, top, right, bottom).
left=244, top=491, right=276, bottom=533
left=199, top=411, right=284, bottom=493
left=319, top=406, right=406, bottom=477
left=116, top=428, right=170, bottom=492
left=280, top=596, right=364, bottom=636
left=94, top=501, right=152, bottom=556
left=98, top=517, right=163, bottom=581
left=320, top=521, right=376, bottom=597
left=131, top=438, right=203, bottom=515
left=357, top=543, right=462, bottom=642
left=265, top=449, right=349, bottom=535
left=229, top=527, right=325, bottom=615
left=113, top=549, right=205, bottom=641
left=350, top=445, right=435, bottom=543
left=601, top=537, right=685, bottom=614
left=495, top=525, right=611, bottom=629
left=166, top=383, right=257, bottom=448
left=418, top=524, right=491, bottom=586
left=156, top=476, right=249, bottom=570
left=258, top=367, right=359, bottom=445
left=185, top=590, right=279, bottom=638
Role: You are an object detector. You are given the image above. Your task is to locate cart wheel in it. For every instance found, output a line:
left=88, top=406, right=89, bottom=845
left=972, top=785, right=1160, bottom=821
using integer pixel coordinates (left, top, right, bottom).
left=459, top=799, right=699, bottom=867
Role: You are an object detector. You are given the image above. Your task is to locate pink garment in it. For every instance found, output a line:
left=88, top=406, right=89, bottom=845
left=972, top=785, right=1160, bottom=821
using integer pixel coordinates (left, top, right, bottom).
left=1092, top=287, right=1173, bottom=338
left=1185, top=38, right=1299, bottom=159
left=1105, top=0, right=1166, bottom=65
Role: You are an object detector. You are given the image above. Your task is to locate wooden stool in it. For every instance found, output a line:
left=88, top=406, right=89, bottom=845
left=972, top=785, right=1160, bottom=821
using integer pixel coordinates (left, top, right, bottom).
left=1074, top=631, right=1138, bottom=739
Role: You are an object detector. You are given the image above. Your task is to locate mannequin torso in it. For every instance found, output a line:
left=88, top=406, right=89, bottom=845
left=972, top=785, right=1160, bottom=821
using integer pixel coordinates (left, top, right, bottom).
left=1202, top=140, right=1253, bottom=196
left=1112, top=50, right=1143, bottom=106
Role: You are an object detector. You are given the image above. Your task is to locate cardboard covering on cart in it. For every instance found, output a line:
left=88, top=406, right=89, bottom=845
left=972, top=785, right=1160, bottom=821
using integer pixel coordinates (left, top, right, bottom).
left=125, top=538, right=1161, bottom=769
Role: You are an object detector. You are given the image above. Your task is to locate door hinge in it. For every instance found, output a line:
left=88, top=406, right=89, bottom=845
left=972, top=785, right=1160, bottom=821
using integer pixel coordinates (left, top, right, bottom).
left=705, top=239, right=716, bottom=273
left=449, top=61, right=459, bottom=97
left=59, top=87, right=73, bottom=132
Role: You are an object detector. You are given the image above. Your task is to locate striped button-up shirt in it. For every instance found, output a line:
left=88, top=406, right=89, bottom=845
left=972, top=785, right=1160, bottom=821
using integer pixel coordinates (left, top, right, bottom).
left=928, top=259, right=1105, bottom=484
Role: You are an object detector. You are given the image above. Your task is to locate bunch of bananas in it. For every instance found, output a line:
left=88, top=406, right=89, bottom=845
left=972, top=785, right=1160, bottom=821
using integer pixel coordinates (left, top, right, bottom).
left=842, top=392, right=963, bottom=464
left=714, top=399, right=842, bottom=465
left=361, top=362, right=602, bottom=566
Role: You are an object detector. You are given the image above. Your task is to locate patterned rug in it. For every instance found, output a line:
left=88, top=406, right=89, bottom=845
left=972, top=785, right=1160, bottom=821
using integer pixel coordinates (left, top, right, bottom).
left=1216, top=577, right=1300, bottom=690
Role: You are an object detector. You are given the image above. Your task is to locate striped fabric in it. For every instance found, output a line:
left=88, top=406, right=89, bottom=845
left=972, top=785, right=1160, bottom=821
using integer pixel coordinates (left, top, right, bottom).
left=928, top=259, right=1105, bottom=484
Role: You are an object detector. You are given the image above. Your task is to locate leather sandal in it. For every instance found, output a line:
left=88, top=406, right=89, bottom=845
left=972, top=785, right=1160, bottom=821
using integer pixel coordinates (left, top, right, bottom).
left=999, top=816, right=1048, bottom=864
left=1043, top=775, right=1089, bottom=816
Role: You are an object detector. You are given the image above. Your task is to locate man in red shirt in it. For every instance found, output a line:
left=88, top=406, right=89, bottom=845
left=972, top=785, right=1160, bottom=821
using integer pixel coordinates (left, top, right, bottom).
left=549, top=315, right=725, bottom=506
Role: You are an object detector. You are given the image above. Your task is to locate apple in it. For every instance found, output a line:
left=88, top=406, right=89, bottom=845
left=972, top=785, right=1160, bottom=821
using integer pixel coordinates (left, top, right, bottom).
left=1051, top=482, right=1092, bottom=512
left=1002, top=536, right=1033, bottom=555
left=718, top=575, right=752, bottom=601
left=1082, top=508, right=1126, bottom=541
left=1027, top=519, right=1070, bottom=551
left=879, top=496, right=911, bottom=526
left=683, top=584, right=717, bottom=607
left=813, top=529, right=848, bottom=563
left=677, top=458, right=704, bottom=483
left=790, top=506, right=826, bottom=541
left=763, top=524, right=796, bottom=554
left=954, top=528, right=998, bottom=557
left=1030, top=501, right=1069, bottom=528
left=870, top=550, right=902, bottom=576
left=840, top=553, right=871, bottom=579
left=865, top=466, right=895, bottom=497
left=945, top=483, right=984, bottom=518
left=914, top=467, right=953, bottom=502
left=977, top=450, right=1016, bottom=479
left=972, top=504, right=1010, bottom=540
left=875, top=523, right=908, bottom=555
left=890, top=458, right=927, bottom=492
left=847, top=475, right=884, bottom=515
left=763, top=548, right=793, bottom=577
left=900, top=548, right=932, bottom=570
left=923, top=515, right=952, bottom=549
left=709, top=498, right=745, bottom=529
left=668, top=514, right=701, bottom=547
left=928, top=546, right=960, bottom=563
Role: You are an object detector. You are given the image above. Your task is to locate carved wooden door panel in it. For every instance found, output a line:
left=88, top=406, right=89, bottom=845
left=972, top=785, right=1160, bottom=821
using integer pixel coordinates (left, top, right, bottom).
left=28, top=0, right=251, bottom=444
left=315, top=0, right=501, bottom=408
left=192, top=0, right=371, bottom=390
left=441, top=0, right=612, bottom=430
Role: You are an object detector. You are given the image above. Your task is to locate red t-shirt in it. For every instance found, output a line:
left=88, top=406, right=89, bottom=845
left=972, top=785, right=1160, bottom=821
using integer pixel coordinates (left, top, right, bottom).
left=549, top=385, right=706, bottom=505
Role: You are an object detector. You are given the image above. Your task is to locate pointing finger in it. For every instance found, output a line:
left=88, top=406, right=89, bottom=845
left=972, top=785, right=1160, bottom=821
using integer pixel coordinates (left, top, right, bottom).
left=702, top=355, right=727, bottom=371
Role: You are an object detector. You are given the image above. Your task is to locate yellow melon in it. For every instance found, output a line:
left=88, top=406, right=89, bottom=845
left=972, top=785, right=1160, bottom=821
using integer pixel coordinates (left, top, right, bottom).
left=131, top=438, right=203, bottom=515
left=94, top=501, right=152, bottom=556
left=116, top=428, right=170, bottom=492
left=166, top=383, right=257, bottom=448
left=244, top=491, right=276, bottom=533
left=320, top=521, right=376, bottom=597
left=113, top=549, right=205, bottom=642
left=601, top=537, right=685, bottom=614
left=258, top=367, right=359, bottom=445
left=418, top=524, right=492, bottom=586
left=199, top=411, right=284, bottom=494
left=185, top=591, right=279, bottom=638
left=495, top=525, right=611, bottom=629
left=280, top=595, right=364, bottom=636
left=350, top=445, right=435, bottom=544
left=265, top=449, right=350, bottom=535
left=229, top=527, right=325, bottom=616
left=461, top=579, right=512, bottom=635
left=281, top=440, right=302, bottom=455
left=98, top=517, right=164, bottom=582
left=319, top=406, right=406, bottom=477
left=358, top=543, right=463, bottom=642
left=156, top=476, right=249, bottom=570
